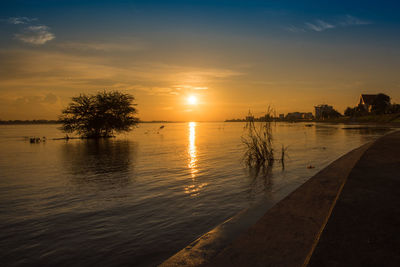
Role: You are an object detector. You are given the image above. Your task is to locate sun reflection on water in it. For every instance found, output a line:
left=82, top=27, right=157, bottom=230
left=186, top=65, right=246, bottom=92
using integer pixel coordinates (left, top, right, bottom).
left=188, top=122, right=197, bottom=175
left=185, top=122, right=207, bottom=196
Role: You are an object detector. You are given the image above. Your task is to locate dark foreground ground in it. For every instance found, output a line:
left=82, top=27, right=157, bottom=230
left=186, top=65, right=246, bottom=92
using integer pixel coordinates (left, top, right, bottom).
left=162, top=131, right=400, bottom=267
left=308, top=130, right=400, bottom=267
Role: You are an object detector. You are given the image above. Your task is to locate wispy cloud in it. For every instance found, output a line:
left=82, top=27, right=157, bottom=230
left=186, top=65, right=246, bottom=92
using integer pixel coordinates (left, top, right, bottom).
left=14, top=25, right=55, bottom=45
left=7, top=16, right=37, bottom=25
left=284, top=25, right=306, bottom=33
left=135, top=84, right=210, bottom=96
left=286, top=15, right=372, bottom=33
left=58, top=41, right=145, bottom=52
left=13, top=93, right=59, bottom=106
left=339, top=15, right=372, bottom=26
left=305, top=20, right=335, bottom=32
left=173, top=85, right=208, bottom=90
left=3, top=16, right=55, bottom=45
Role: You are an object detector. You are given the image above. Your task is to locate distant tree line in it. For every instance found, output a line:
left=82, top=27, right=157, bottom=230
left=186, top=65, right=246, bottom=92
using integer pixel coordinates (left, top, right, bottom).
left=318, top=108, right=342, bottom=120
left=0, top=120, right=61, bottom=125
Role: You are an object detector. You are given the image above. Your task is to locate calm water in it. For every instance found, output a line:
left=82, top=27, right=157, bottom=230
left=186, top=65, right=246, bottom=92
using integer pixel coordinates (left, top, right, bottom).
left=0, top=122, right=393, bottom=266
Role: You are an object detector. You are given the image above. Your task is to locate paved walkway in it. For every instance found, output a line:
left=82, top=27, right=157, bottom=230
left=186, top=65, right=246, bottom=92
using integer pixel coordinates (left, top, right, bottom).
left=161, top=131, right=400, bottom=267
left=308, top=131, right=400, bottom=266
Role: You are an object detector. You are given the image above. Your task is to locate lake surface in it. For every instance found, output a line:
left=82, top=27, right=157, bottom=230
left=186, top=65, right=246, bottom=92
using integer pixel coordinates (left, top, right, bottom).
left=0, top=122, right=394, bottom=266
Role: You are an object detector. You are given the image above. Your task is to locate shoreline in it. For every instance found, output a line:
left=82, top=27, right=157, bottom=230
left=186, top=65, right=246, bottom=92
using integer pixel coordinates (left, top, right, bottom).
left=1, top=120, right=399, bottom=127
left=160, top=138, right=376, bottom=266
left=161, top=130, right=400, bottom=266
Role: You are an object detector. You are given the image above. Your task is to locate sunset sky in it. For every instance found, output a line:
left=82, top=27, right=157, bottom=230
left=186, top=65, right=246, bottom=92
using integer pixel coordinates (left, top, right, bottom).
left=1, top=0, right=400, bottom=121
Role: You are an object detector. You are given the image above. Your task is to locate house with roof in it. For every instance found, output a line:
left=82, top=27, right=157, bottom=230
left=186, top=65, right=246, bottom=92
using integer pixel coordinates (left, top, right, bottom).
left=359, top=94, right=378, bottom=112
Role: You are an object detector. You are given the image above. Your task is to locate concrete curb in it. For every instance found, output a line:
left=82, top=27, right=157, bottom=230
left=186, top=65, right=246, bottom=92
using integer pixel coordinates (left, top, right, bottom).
left=161, top=141, right=373, bottom=267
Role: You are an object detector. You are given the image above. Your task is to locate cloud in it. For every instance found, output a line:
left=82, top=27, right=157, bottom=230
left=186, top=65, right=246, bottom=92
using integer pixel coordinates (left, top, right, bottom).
left=176, top=69, right=242, bottom=79
left=339, top=15, right=372, bottom=26
left=284, top=25, right=306, bottom=33
left=305, top=20, right=335, bottom=32
left=44, top=93, right=58, bottom=104
left=58, top=41, right=145, bottom=52
left=14, top=25, right=55, bottom=45
left=0, top=93, right=62, bottom=120
left=7, top=17, right=37, bottom=25
left=173, top=85, right=208, bottom=90
left=4, top=16, right=55, bottom=45
left=0, top=48, right=243, bottom=103
left=286, top=15, right=371, bottom=33
left=13, top=93, right=59, bottom=106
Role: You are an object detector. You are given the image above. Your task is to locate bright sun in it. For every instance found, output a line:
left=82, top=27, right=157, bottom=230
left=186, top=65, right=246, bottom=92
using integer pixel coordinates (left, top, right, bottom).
left=187, top=95, right=198, bottom=105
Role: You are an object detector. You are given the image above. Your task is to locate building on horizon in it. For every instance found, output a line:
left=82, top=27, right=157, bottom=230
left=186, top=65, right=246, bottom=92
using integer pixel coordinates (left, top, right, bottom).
left=314, top=104, right=334, bottom=120
left=286, top=112, right=314, bottom=120
left=302, top=112, right=314, bottom=119
left=359, top=94, right=378, bottom=112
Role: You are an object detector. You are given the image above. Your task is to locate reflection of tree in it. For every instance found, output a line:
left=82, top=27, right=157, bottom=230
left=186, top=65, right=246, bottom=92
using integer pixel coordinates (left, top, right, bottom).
left=61, top=139, right=136, bottom=189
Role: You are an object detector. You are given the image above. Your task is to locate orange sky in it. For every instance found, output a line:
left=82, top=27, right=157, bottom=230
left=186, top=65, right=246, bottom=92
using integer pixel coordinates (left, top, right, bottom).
left=1, top=45, right=399, bottom=121
left=1, top=2, right=400, bottom=121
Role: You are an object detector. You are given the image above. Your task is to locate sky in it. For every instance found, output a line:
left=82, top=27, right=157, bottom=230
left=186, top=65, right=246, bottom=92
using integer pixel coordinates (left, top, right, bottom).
left=1, top=0, right=400, bottom=121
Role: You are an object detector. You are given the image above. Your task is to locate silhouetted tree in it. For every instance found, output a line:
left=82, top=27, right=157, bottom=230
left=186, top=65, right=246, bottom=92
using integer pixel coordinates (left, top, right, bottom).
left=371, top=93, right=391, bottom=114
left=59, top=91, right=139, bottom=138
left=389, top=103, right=400, bottom=114
left=321, top=108, right=342, bottom=119
left=345, top=104, right=369, bottom=117
left=344, top=107, right=355, bottom=117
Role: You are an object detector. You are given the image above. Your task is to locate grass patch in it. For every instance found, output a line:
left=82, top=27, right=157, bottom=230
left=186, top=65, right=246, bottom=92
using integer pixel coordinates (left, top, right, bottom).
left=242, top=109, right=287, bottom=170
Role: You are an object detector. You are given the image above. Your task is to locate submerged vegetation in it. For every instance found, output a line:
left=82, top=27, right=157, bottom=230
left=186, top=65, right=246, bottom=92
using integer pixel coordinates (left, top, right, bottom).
left=242, top=109, right=286, bottom=170
left=242, top=118, right=274, bottom=167
left=59, top=91, right=139, bottom=138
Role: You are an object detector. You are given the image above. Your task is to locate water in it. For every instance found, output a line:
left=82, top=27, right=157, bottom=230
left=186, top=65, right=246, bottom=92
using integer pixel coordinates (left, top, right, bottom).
left=0, top=122, right=393, bottom=266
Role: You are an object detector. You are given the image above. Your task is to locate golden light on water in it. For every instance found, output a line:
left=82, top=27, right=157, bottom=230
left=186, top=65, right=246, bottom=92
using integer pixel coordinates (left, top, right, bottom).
left=188, top=122, right=197, bottom=175
left=185, top=122, right=207, bottom=196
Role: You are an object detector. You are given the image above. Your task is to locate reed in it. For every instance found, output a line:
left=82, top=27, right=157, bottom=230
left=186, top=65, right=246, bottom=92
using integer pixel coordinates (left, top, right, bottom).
left=242, top=108, right=287, bottom=170
left=242, top=109, right=274, bottom=168
left=280, top=144, right=288, bottom=170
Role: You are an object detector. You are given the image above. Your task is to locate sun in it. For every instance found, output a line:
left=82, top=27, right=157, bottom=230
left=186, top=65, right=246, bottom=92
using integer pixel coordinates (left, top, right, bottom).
left=187, top=95, right=198, bottom=105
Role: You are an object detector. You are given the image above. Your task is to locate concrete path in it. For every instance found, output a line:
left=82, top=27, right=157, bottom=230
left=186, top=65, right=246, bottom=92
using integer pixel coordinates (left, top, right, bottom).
left=161, top=131, right=400, bottom=267
left=206, top=142, right=371, bottom=267
left=308, top=131, right=400, bottom=266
